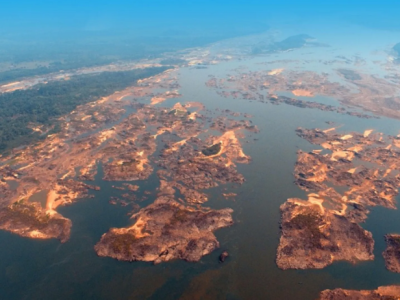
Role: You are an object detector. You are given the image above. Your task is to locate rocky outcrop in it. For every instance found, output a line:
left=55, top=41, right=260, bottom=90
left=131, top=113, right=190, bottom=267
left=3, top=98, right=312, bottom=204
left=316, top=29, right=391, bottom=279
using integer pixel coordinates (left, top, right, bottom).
left=219, top=251, right=229, bottom=262
left=383, top=234, right=400, bottom=273
left=95, top=196, right=233, bottom=263
left=277, top=199, right=374, bottom=270
left=0, top=202, right=71, bottom=242
left=277, top=127, right=400, bottom=270
left=319, top=285, right=400, bottom=300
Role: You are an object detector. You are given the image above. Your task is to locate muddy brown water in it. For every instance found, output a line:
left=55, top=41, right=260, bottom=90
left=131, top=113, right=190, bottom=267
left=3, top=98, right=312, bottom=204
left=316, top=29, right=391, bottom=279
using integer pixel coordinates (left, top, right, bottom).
left=1, top=58, right=400, bottom=300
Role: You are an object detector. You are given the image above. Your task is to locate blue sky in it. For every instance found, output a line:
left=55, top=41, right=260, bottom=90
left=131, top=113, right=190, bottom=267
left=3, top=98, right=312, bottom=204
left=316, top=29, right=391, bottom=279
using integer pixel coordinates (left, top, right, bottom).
left=1, top=0, right=400, bottom=34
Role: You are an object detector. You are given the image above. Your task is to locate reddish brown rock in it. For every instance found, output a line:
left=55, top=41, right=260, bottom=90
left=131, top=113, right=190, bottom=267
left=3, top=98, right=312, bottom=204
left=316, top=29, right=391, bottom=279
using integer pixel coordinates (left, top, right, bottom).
left=383, top=234, right=400, bottom=273
left=319, top=285, right=400, bottom=300
left=277, top=199, right=374, bottom=270
left=95, top=195, right=233, bottom=263
left=0, top=202, right=71, bottom=243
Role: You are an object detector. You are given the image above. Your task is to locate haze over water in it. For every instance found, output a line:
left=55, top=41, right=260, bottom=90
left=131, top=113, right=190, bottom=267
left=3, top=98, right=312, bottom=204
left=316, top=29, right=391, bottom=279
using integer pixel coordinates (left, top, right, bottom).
left=2, top=0, right=400, bottom=51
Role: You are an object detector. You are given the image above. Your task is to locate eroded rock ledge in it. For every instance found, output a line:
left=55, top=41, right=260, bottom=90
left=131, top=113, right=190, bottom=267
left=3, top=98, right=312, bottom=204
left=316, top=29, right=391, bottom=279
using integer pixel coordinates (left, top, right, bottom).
left=277, top=199, right=373, bottom=270
left=94, top=195, right=233, bottom=263
left=318, top=285, right=400, bottom=300
left=383, top=234, right=400, bottom=273
left=0, top=202, right=71, bottom=242
left=277, top=127, right=400, bottom=270
left=0, top=67, right=256, bottom=261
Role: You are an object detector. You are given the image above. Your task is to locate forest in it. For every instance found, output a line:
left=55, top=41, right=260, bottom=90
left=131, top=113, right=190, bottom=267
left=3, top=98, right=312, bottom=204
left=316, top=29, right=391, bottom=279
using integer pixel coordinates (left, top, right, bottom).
left=0, top=66, right=169, bottom=152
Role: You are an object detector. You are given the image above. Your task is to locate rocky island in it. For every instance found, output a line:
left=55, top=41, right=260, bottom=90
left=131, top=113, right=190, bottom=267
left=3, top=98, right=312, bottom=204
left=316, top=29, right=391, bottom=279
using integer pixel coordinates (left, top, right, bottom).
left=0, top=201, right=71, bottom=242
left=0, top=61, right=257, bottom=264
left=94, top=101, right=256, bottom=262
left=383, top=234, right=400, bottom=273
left=4, top=26, right=400, bottom=299
left=205, top=61, right=400, bottom=121
left=95, top=194, right=233, bottom=263
left=277, top=127, right=400, bottom=269
left=277, top=198, right=373, bottom=270
left=318, top=285, right=400, bottom=300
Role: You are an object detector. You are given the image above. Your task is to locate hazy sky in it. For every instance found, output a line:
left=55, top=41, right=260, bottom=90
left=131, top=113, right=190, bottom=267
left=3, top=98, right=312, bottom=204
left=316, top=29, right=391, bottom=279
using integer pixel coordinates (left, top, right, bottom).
left=1, top=0, right=400, bottom=35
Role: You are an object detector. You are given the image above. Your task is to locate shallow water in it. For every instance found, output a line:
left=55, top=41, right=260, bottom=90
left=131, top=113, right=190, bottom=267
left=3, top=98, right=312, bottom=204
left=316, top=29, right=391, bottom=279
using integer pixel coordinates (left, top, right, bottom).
left=2, top=58, right=400, bottom=300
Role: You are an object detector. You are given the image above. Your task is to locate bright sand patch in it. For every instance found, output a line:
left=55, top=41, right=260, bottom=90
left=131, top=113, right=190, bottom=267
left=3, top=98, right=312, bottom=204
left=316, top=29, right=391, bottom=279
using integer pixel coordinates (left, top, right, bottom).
left=46, top=186, right=81, bottom=214
left=268, top=68, right=284, bottom=75
left=347, top=167, right=357, bottom=174
left=312, top=149, right=323, bottom=154
left=323, top=127, right=336, bottom=133
left=363, top=129, right=373, bottom=137
left=153, top=127, right=172, bottom=139
left=172, top=102, right=185, bottom=110
left=151, top=97, right=166, bottom=105
left=307, top=193, right=325, bottom=213
left=347, top=144, right=364, bottom=153
left=2, top=81, right=21, bottom=88
left=340, top=134, right=353, bottom=140
left=292, top=89, right=313, bottom=97
left=46, top=190, right=59, bottom=213
left=98, top=129, right=116, bottom=143
left=331, top=150, right=354, bottom=161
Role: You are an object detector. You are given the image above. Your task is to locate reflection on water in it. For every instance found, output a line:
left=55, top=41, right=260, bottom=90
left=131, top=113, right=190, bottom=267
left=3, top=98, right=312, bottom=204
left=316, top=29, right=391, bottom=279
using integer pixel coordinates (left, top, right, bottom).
left=2, top=58, right=400, bottom=300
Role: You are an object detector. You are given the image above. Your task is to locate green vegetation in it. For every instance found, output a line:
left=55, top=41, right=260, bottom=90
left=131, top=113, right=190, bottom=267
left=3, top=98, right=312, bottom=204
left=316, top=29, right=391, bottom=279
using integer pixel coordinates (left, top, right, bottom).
left=389, top=235, right=400, bottom=247
left=202, top=143, right=222, bottom=156
left=22, top=177, right=40, bottom=184
left=168, top=108, right=187, bottom=117
left=290, top=213, right=320, bottom=228
left=120, top=160, right=140, bottom=171
left=0, top=41, right=173, bottom=84
left=111, top=233, right=138, bottom=255
left=101, top=146, right=119, bottom=153
left=170, top=209, right=191, bottom=225
left=289, top=212, right=323, bottom=247
left=0, top=62, right=108, bottom=84
left=0, top=203, right=51, bottom=229
left=0, top=21, right=267, bottom=84
left=0, top=67, right=169, bottom=152
left=6, top=159, right=19, bottom=166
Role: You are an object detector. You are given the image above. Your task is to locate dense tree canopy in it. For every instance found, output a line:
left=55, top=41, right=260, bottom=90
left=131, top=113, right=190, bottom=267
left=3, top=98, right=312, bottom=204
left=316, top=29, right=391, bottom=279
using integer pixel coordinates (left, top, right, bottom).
left=0, top=66, right=169, bottom=152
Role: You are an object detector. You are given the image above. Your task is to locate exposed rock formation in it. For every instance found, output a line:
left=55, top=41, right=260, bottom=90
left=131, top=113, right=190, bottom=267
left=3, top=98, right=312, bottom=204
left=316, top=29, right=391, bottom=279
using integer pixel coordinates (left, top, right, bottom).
left=95, top=195, right=233, bottom=263
left=277, top=127, right=400, bottom=270
left=383, top=234, right=400, bottom=273
left=319, top=285, right=400, bottom=300
left=0, top=202, right=71, bottom=242
left=277, top=198, right=374, bottom=269
left=219, top=251, right=229, bottom=263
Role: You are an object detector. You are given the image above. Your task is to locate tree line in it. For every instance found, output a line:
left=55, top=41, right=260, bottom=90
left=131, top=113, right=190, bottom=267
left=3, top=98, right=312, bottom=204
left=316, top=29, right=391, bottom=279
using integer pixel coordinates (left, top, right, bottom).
left=0, top=66, right=170, bottom=152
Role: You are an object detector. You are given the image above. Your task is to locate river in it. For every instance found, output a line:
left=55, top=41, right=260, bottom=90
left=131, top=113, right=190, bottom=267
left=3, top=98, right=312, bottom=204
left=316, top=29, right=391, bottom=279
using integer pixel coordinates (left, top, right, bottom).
left=1, top=57, right=400, bottom=300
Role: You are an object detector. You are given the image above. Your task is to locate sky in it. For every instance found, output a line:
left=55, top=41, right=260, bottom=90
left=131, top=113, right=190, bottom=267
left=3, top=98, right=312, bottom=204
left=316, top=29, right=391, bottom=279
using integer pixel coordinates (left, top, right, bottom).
left=2, top=0, right=400, bottom=32
left=1, top=0, right=400, bottom=44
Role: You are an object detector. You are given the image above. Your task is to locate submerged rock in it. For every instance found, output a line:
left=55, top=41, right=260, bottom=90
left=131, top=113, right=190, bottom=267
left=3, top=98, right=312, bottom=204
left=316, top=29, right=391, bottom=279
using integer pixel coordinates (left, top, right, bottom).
left=219, top=251, right=229, bottom=263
